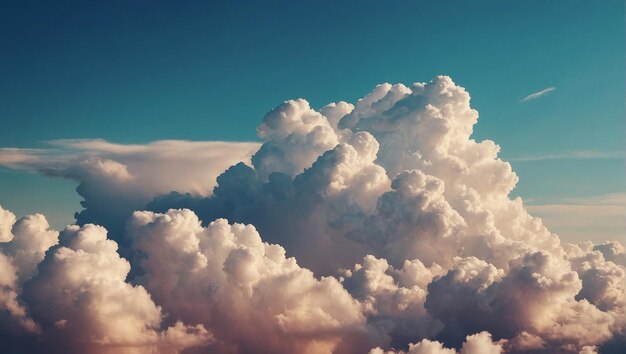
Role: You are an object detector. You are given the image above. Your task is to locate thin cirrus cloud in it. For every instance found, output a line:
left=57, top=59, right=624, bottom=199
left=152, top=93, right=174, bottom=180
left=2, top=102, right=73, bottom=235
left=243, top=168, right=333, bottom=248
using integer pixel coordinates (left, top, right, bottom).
left=519, top=86, right=556, bottom=102
left=527, top=193, right=626, bottom=243
left=0, top=76, right=624, bottom=354
left=510, top=150, right=626, bottom=162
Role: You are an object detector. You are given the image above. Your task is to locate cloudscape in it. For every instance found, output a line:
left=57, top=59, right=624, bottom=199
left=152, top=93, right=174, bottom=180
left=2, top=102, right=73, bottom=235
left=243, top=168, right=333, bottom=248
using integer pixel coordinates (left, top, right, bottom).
left=0, top=2, right=624, bottom=354
left=1, top=76, right=624, bottom=354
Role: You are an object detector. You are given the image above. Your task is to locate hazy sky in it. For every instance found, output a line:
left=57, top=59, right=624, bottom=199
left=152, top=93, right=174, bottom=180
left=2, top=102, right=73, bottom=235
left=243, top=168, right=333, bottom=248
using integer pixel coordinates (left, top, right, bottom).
left=0, top=0, right=624, bottom=241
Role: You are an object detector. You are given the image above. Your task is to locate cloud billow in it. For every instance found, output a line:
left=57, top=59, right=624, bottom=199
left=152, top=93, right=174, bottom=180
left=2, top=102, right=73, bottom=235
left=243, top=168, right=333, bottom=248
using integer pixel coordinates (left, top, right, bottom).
left=0, top=76, right=624, bottom=353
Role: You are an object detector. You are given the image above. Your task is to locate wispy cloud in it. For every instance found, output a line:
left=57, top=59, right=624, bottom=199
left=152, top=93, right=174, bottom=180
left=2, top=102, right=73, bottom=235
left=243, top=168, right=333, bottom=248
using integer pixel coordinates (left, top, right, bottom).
left=520, top=86, right=556, bottom=102
left=510, top=150, right=626, bottom=162
left=0, top=139, right=261, bottom=196
left=527, top=193, right=626, bottom=243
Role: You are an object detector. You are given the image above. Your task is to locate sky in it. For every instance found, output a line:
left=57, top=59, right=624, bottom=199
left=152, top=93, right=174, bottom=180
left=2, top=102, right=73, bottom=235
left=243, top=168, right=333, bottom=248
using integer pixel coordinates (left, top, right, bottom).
left=0, top=2, right=625, bottom=353
left=1, top=0, right=624, bottom=240
left=1, top=1, right=624, bottom=243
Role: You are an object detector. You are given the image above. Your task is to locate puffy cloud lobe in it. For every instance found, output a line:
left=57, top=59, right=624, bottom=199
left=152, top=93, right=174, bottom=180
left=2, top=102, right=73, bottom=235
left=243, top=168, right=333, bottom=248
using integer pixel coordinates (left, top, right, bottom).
left=424, top=257, right=504, bottom=345
left=341, top=255, right=444, bottom=347
left=346, top=169, right=466, bottom=269
left=426, top=251, right=621, bottom=351
left=23, top=225, right=211, bottom=353
left=593, top=241, right=626, bottom=266
left=252, top=99, right=340, bottom=180
left=567, top=243, right=626, bottom=312
left=128, top=209, right=376, bottom=354
left=0, top=140, right=260, bottom=241
left=0, top=208, right=58, bottom=334
left=368, top=331, right=504, bottom=354
left=459, top=332, right=505, bottom=354
left=23, top=223, right=213, bottom=354
left=3, top=214, right=61, bottom=281
left=564, top=242, right=626, bottom=349
left=320, top=101, right=355, bottom=131
left=0, top=206, right=16, bottom=242
left=0, top=252, right=36, bottom=334
left=295, top=131, right=390, bottom=213
left=0, top=206, right=212, bottom=354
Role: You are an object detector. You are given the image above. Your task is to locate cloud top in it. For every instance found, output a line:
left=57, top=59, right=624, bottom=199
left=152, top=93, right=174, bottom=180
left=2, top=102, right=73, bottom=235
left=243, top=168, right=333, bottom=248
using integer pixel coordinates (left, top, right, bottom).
left=0, top=76, right=624, bottom=353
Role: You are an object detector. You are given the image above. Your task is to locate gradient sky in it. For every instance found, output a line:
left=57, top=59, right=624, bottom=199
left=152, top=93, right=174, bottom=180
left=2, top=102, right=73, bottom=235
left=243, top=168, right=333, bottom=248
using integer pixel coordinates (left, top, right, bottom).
left=0, top=0, right=624, bottom=240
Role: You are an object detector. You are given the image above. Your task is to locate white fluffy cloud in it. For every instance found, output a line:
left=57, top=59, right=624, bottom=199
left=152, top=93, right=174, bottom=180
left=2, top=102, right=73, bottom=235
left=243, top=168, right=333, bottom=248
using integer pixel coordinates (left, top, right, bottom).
left=252, top=99, right=340, bottom=180
left=340, top=255, right=444, bottom=346
left=0, top=210, right=58, bottom=334
left=0, top=76, right=625, bottom=353
left=0, top=206, right=212, bottom=354
left=128, top=209, right=376, bottom=354
left=368, top=331, right=505, bottom=354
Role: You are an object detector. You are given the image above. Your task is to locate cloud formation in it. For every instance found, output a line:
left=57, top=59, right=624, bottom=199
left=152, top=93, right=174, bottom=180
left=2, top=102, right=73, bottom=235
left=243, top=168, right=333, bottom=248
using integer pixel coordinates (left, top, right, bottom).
left=0, top=140, right=260, bottom=199
left=128, top=209, right=375, bottom=354
left=0, top=140, right=259, bottom=243
left=510, top=150, right=626, bottom=162
left=520, top=86, right=556, bottom=102
left=527, top=193, right=626, bottom=243
left=0, top=76, right=624, bottom=353
left=0, top=207, right=212, bottom=353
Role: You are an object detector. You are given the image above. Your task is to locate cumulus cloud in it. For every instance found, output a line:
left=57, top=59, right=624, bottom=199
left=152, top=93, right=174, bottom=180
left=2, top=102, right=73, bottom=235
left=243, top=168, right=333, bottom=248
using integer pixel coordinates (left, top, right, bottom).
left=368, top=331, right=505, bottom=354
left=128, top=209, right=381, bottom=354
left=23, top=223, right=212, bottom=353
left=340, top=255, right=444, bottom=347
left=0, top=205, right=212, bottom=353
left=0, top=206, right=16, bottom=242
left=0, top=209, right=57, bottom=334
left=252, top=99, right=341, bottom=180
left=0, top=76, right=624, bottom=353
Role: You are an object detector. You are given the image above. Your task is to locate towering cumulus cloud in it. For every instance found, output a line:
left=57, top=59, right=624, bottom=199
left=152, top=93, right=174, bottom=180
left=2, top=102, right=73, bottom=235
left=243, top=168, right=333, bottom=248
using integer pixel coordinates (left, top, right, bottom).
left=0, top=76, right=624, bottom=353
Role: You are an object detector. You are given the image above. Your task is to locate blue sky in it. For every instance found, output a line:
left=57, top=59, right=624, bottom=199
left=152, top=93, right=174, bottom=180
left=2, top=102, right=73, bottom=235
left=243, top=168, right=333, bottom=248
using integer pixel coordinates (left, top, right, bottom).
left=0, top=0, right=624, bottom=238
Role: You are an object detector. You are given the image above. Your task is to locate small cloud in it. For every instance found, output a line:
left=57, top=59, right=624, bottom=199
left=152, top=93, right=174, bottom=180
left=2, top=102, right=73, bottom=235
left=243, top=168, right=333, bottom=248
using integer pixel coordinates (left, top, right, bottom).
left=510, top=150, right=626, bottom=162
left=520, top=86, right=556, bottom=102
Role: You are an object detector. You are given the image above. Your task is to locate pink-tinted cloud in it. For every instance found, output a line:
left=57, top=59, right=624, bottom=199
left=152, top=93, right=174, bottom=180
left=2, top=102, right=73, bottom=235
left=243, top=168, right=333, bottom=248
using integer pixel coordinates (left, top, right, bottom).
left=0, top=76, right=623, bottom=353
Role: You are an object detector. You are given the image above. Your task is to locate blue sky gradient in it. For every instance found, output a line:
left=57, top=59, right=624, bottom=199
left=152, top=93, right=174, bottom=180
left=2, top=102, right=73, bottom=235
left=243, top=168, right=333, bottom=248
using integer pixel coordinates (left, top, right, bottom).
left=0, top=0, right=624, bottom=233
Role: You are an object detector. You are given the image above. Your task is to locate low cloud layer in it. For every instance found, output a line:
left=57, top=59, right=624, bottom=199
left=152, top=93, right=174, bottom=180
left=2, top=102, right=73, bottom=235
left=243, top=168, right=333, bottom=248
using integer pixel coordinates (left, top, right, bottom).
left=0, top=76, right=624, bottom=353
